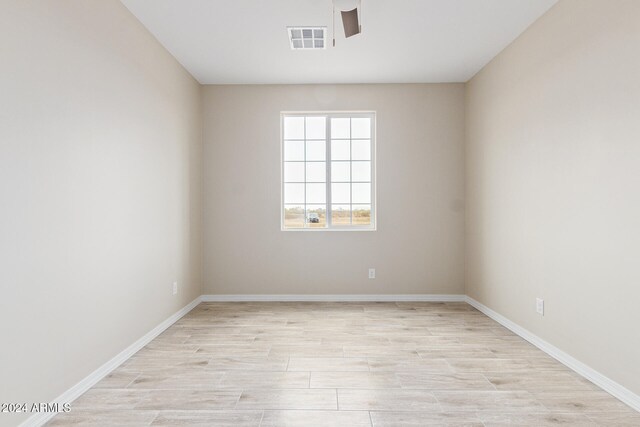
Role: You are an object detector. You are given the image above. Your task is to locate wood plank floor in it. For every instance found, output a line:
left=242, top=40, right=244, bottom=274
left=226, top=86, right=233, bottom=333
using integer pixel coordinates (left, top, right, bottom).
left=47, top=302, right=640, bottom=426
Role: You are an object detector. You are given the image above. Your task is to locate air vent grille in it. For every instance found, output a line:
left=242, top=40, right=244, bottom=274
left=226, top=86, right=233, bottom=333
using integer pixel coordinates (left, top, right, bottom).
left=288, top=27, right=326, bottom=50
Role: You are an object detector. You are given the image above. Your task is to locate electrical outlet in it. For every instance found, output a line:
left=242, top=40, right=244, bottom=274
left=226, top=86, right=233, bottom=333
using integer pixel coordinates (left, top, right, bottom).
left=536, top=298, right=544, bottom=315
left=368, top=268, right=375, bottom=279
left=173, top=281, right=178, bottom=295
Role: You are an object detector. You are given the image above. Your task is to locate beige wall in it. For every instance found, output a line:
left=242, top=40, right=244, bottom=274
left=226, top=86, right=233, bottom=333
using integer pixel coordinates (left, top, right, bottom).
left=0, top=2, right=202, bottom=426
left=203, top=84, right=465, bottom=295
left=465, top=0, right=640, bottom=396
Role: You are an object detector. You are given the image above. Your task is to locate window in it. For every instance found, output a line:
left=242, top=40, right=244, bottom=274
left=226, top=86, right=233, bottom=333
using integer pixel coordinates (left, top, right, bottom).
left=282, top=112, right=375, bottom=230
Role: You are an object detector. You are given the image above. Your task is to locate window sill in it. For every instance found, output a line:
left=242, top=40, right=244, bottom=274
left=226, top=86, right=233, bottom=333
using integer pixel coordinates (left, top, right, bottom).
left=281, top=227, right=377, bottom=232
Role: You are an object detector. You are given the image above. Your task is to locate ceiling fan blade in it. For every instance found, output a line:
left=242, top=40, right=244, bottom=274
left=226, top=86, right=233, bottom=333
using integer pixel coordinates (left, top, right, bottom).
left=341, top=8, right=360, bottom=38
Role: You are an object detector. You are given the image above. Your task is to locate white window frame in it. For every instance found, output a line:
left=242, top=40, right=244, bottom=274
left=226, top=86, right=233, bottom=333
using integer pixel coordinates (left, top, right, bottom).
left=281, top=111, right=376, bottom=231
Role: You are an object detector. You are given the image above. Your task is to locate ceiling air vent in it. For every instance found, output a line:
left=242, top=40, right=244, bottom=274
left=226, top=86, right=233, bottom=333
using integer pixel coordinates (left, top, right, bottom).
left=288, top=27, right=326, bottom=50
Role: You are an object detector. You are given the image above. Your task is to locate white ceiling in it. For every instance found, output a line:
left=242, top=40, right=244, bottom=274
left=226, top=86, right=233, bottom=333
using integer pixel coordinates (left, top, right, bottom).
left=121, top=0, right=558, bottom=84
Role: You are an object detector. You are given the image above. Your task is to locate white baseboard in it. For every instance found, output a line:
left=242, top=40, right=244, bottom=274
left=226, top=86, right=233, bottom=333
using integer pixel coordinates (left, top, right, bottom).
left=465, top=296, right=640, bottom=413
left=19, top=296, right=202, bottom=427
left=200, top=294, right=466, bottom=302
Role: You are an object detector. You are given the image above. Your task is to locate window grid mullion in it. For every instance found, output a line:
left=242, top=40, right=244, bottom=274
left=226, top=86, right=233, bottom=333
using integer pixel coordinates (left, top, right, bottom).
left=303, top=117, right=307, bottom=228
left=326, top=115, right=332, bottom=228
left=349, top=118, right=353, bottom=225
left=329, top=181, right=370, bottom=184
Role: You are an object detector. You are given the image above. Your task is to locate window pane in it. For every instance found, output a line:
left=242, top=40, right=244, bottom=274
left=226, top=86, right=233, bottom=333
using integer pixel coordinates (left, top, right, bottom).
left=284, top=140, right=304, bottom=161
left=351, top=139, right=371, bottom=160
left=305, top=117, right=326, bottom=140
left=331, top=140, right=350, bottom=161
left=352, top=204, right=371, bottom=225
left=351, top=118, right=371, bottom=138
left=352, top=183, right=371, bottom=203
left=284, top=117, right=305, bottom=139
left=284, top=162, right=304, bottom=182
left=306, top=162, right=325, bottom=182
left=303, top=39, right=312, bottom=48
left=306, top=183, right=326, bottom=203
left=331, top=118, right=350, bottom=139
left=283, top=114, right=374, bottom=230
left=306, top=205, right=326, bottom=228
left=284, top=205, right=305, bottom=228
left=306, top=140, right=326, bottom=161
left=352, top=161, right=371, bottom=182
left=284, top=183, right=305, bottom=204
left=331, top=161, right=350, bottom=182
left=331, top=183, right=350, bottom=203
left=332, top=205, right=351, bottom=225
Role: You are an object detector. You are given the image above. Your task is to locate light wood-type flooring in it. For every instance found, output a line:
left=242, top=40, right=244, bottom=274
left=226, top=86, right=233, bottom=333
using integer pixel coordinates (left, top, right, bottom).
left=47, top=302, right=640, bottom=426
